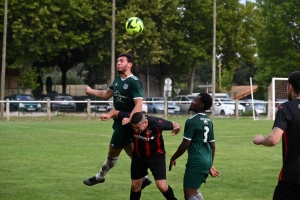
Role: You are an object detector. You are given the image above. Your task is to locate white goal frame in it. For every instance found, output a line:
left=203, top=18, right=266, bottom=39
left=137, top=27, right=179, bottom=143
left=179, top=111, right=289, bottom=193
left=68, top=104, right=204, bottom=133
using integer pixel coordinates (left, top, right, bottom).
left=268, top=77, right=288, bottom=120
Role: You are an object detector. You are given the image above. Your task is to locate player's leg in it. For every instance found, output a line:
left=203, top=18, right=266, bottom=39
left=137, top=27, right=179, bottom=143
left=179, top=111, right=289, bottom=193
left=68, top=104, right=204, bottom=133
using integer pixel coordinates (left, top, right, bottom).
left=183, top=166, right=208, bottom=200
left=184, top=188, right=200, bottom=200
left=131, top=155, right=148, bottom=191
left=195, top=190, right=204, bottom=200
left=83, top=122, right=126, bottom=186
left=124, top=142, right=134, bottom=157
left=155, top=180, right=177, bottom=200
left=150, top=154, right=177, bottom=200
left=96, top=145, right=123, bottom=178
left=83, top=145, right=123, bottom=186
left=130, top=155, right=148, bottom=200
left=124, top=140, right=152, bottom=189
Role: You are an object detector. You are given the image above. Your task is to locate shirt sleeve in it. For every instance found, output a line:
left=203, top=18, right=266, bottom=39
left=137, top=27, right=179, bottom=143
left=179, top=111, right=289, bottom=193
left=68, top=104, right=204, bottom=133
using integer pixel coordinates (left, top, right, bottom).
left=273, top=103, right=290, bottom=131
left=131, top=79, right=144, bottom=99
left=183, top=119, right=194, bottom=140
left=156, top=118, right=173, bottom=131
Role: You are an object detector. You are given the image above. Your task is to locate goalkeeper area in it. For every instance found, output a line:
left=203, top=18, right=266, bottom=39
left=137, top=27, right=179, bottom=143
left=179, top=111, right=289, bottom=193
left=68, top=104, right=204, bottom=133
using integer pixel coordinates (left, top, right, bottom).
left=267, top=78, right=288, bottom=120
left=0, top=116, right=280, bottom=200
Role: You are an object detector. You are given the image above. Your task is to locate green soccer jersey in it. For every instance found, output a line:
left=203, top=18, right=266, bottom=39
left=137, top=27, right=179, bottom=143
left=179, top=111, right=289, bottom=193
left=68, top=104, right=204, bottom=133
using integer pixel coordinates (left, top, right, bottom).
left=183, top=113, right=215, bottom=173
left=108, top=74, right=143, bottom=112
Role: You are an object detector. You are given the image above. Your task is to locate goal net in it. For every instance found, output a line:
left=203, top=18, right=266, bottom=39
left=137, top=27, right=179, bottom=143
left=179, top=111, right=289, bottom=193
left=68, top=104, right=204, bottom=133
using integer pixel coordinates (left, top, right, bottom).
left=267, top=78, right=288, bottom=120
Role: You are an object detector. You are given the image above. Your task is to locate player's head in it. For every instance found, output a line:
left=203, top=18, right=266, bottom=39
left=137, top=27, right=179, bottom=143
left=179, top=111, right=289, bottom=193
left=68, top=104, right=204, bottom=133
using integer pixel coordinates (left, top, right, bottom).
left=287, top=71, right=300, bottom=100
left=117, top=53, right=135, bottom=75
left=190, top=93, right=212, bottom=113
left=131, top=112, right=148, bottom=133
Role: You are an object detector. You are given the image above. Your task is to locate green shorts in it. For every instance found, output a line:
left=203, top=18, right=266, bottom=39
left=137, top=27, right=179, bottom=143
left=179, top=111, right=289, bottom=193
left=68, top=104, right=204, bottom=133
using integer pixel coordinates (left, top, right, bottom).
left=110, top=119, right=133, bottom=149
left=183, top=167, right=208, bottom=189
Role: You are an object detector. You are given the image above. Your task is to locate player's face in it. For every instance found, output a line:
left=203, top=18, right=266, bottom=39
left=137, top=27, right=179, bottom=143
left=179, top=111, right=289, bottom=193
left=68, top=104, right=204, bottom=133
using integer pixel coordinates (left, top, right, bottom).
left=189, top=95, right=204, bottom=112
left=132, top=119, right=147, bottom=133
left=116, top=56, right=132, bottom=74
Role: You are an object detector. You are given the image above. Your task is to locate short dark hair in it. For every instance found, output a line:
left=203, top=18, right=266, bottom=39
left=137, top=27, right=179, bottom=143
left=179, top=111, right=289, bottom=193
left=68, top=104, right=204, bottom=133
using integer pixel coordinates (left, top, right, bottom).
left=288, top=71, right=300, bottom=94
left=131, top=112, right=144, bottom=124
left=199, top=92, right=212, bottom=110
left=118, top=53, right=134, bottom=64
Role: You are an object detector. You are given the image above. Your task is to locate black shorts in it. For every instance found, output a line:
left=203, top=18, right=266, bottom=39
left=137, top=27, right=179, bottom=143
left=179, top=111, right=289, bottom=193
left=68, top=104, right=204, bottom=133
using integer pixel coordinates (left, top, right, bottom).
left=273, top=180, right=300, bottom=200
left=131, top=153, right=166, bottom=180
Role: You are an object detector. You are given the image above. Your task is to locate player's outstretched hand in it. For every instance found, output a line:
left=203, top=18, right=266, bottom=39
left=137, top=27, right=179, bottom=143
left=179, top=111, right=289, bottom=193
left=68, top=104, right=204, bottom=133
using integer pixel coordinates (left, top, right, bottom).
left=101, top=113, right=111, bottom=121
left=122, top=117, right=130, bottom=125
left=210, top=166, right=220, bottom=177
left=169, top=159, right=176, bottom=171
left=253, top=135, right=264, bottom=145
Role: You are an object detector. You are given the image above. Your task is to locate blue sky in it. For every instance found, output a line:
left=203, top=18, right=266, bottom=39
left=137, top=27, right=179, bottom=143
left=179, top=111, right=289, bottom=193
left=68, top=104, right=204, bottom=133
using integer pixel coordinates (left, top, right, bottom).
left=239, top=0, right=255, bottom=4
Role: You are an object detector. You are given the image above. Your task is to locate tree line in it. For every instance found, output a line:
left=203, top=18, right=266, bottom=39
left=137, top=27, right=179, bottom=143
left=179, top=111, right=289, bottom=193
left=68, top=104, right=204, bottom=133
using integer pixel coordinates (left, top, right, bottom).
left=0, top=0, right=299, bottom=96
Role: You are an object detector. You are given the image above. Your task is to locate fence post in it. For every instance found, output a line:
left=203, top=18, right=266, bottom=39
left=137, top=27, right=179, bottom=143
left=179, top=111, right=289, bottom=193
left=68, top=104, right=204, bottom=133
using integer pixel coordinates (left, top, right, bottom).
left=87, top=99, right=91, bottom=120
left=47, top=99, right=51, bottom=120
left=6, top=98, right=9, bottom=121
left=164, top=98, right=168, bottom=120
left=235, top=100, right=239, bottom=119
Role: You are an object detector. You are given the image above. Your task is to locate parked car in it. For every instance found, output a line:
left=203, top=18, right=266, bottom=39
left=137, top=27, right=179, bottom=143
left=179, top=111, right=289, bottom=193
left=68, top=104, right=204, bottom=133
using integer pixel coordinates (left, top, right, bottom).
left=91, top=98, right=112, bottom=112
left=239, top=99, right=267, bottom=115
left=172, top=95, right=192, bottom=114
left=145, top=97, right=180, bottom=114
left=74, top=96, right=112, bottom=112
left=142, top=101, right=148, bottom=113
left=42, top=93, right=76, bottom=112
left=7, top=94, right=41, bottom=112
left=214, top=98, right=245, bottom=116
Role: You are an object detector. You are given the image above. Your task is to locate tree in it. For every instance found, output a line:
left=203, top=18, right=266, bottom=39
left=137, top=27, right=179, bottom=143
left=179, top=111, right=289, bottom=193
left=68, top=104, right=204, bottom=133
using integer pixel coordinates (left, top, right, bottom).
left=216, top=0, right=259, bottom=91
left=255, top=0, right=300, bottom=86
left=0, top=0, right=94, bottom=91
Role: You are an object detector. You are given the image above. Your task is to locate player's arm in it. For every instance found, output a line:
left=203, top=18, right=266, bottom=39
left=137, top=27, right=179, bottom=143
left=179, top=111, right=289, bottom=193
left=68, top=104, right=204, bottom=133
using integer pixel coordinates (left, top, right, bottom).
left=85, top=86, right=113, bottom=100
left=130, top=98, right=143, bottom=118
left=100, top=110, right=120, bottom=121
left=253, top=127, right=284, bottom=146
left=169, top=138, right=190, bottom=171
left=209, top=141, right=220, bottom=177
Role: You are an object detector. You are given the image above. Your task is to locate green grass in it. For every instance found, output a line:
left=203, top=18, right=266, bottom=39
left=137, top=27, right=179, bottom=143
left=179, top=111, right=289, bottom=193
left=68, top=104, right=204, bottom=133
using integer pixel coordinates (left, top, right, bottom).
left=0, top=116, right=280, bottom=200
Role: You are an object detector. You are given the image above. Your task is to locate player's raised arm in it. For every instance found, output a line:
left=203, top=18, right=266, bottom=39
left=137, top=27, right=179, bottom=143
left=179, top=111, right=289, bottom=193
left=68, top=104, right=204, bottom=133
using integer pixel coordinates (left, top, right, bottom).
left=85, top=86, right=113, bottom=100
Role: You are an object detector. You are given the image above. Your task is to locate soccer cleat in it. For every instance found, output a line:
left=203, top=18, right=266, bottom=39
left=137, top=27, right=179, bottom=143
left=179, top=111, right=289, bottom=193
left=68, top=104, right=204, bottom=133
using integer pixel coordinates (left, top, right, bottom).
left=141, top=177, right=152, bottom=190
left=83, top=176, right=105, bottom=186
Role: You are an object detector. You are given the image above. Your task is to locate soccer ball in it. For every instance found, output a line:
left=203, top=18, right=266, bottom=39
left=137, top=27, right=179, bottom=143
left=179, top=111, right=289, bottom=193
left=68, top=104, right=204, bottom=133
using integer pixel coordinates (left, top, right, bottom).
left=125, top=17, right=144, bottom=36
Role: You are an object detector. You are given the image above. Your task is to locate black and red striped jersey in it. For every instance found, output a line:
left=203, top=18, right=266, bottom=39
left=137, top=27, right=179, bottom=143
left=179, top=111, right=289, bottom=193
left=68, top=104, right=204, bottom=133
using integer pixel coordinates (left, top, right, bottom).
left=118, top=112, right=173, bottom=157
left=273, top=99, right=300, bottom=183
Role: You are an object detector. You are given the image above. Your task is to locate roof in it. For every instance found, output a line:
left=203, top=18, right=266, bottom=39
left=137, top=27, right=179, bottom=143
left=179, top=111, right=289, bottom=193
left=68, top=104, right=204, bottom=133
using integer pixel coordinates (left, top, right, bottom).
left=230, top=85, right=258, bottom=100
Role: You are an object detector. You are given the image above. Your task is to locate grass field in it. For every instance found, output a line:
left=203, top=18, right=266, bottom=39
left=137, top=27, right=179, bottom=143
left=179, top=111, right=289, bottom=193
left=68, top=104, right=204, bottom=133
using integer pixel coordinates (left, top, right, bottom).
left=0, top=116, right=281, bottom=200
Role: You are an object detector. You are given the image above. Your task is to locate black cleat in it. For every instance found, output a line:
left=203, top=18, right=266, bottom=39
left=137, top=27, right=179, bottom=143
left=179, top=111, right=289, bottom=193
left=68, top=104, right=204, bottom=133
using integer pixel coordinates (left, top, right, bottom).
left=141, top=177, right=152, bottom=190
left=83, top=176, right=105, bottom=186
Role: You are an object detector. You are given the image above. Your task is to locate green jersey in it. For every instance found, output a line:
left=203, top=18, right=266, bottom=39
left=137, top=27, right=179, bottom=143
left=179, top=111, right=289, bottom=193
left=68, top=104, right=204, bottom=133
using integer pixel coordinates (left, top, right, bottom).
left=108, top=74, right=143, bottom=112
left=183, top=113, right=215, bottom=173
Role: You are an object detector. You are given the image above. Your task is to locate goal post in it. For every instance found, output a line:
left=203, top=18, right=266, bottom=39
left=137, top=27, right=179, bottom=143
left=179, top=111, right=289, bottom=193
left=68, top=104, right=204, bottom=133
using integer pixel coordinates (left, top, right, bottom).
left=267, top=77, right=288, bottom=120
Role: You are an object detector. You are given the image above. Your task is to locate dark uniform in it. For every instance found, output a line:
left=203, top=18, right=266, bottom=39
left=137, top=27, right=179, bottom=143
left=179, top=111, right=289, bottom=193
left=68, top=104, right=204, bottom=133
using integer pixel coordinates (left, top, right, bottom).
left=118, top=112, right=174, bottom=180
left=108, top=74, right=143, bottom=149
left=183, top=113, right=215, bottom=189
left=272, top=99, right=300, bottom=200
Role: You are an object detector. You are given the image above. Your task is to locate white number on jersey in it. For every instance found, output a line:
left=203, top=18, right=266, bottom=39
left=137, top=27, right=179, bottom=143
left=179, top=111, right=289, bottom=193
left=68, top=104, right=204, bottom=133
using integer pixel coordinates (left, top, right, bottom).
left=203, top=126, right=209, bottom=143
